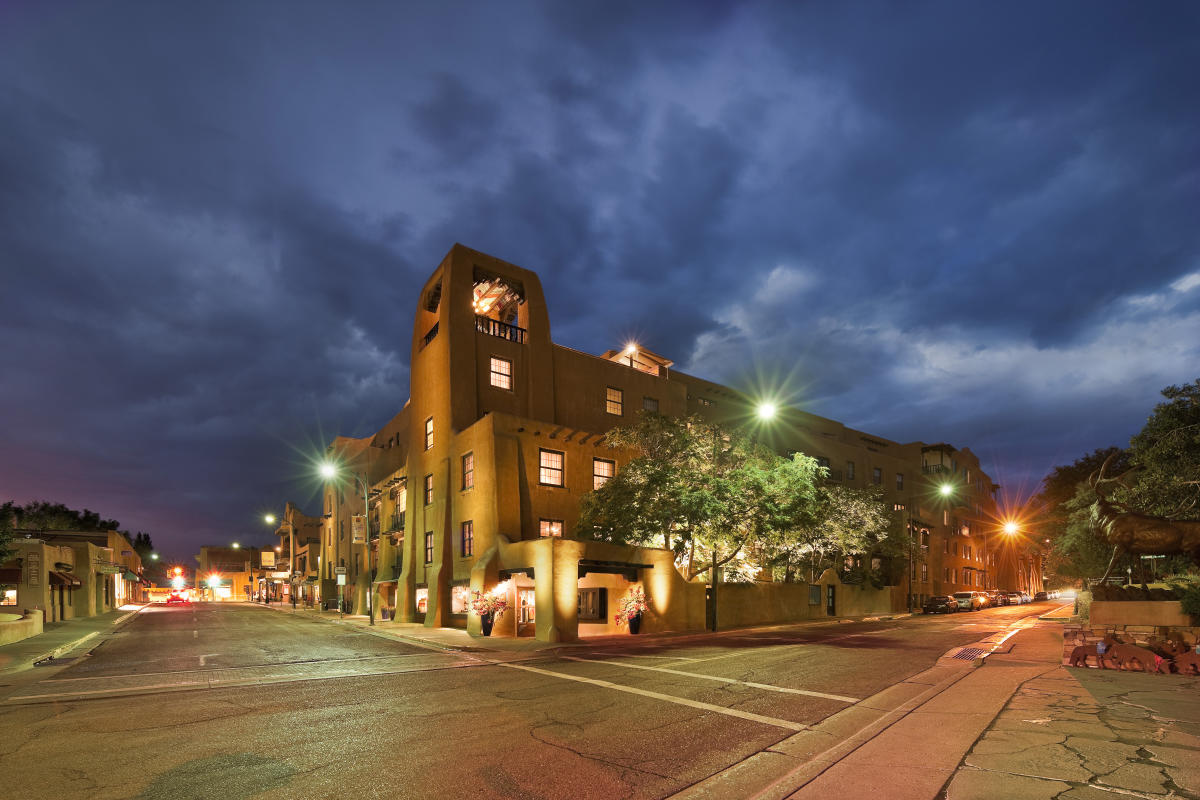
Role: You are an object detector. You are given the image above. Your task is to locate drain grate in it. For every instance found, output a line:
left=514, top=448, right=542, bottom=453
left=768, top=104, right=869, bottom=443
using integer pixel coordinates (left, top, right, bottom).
left=953, top=647, right=986, bottom=660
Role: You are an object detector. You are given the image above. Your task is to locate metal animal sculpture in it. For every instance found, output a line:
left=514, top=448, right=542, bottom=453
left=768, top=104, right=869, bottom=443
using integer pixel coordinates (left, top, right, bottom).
left=1090, top=456, right=1200, bottom=581
left=1102, top=635, right=1172, bottom=674
left=1068, top=644, right=1108, bottom=669
left=1174, top=651, right=1200, bottom=676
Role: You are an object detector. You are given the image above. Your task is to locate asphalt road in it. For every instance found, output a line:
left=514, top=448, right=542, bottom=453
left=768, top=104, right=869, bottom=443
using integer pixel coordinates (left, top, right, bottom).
left=0, top=601, right=1058, bottom=799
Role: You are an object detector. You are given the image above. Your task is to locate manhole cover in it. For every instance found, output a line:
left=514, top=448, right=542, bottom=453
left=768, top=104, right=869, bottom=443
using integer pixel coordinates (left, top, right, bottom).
left=953, top=647, right=986, bottom=660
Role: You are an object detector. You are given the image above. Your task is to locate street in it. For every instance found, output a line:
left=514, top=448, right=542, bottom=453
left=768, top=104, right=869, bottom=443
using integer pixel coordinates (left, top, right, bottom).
left=0, top=602, right=1055, bottom=799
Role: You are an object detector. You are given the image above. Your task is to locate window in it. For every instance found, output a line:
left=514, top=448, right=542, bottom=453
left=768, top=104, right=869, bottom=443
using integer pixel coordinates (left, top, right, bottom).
left=896, top=472, right=904, bottom=491
left=451, top=585, right=469, bottom=614
left=921, top=530, right=930, bottom=549
left=539, top=519, right=563, bottom=538
left=944, top=509, right=949, bottom=525
left=816, top=456, right=831, bottom=469
left=698, top=397, right=714, bottom=407
left=921, top=563, right=929, bottom=583
left=606, top=386, right=623, bottom=415
left=539, top=449, right=564, bottom=486
left=461, top=452, right=474, bottom=490
left=489, top=356, right=513, bottom=390
left=592, top=458, right=614, bottom=490
left=944, top=538, right=950, bottom=553
left=846, top=461, right=855, bottom=480
left=642, top=396, right=658, bottom=412
left=964, top=545, right=972, bottom=560
left=872, top=468, right=882, bottom=485
left=424, top=532, right=434, bottom=563
left=461, top=520, right=474, bottom=557
left=578, top=587, right=607, bottom=621
left=944, top=567, right=950, bottom=581
left=424, top=417, right=434, bottom=450
left=424, top=474, right=433, bottom=505
left=0, top=588, right=15, bottom=606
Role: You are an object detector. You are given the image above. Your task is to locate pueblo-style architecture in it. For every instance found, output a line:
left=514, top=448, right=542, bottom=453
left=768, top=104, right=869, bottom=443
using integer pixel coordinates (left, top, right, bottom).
left=288, top=245, right=1041, bottom=641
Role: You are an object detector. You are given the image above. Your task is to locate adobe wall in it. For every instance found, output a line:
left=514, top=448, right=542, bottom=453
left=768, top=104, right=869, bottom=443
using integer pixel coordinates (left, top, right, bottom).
left=1091, top=601, right=1193, bottom=628
left=0, top=611, right=43, bottom=646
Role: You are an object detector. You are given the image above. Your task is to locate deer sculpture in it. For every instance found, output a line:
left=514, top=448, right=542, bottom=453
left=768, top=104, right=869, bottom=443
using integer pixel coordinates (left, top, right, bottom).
left=1089, top=455, right=1200, bottom=582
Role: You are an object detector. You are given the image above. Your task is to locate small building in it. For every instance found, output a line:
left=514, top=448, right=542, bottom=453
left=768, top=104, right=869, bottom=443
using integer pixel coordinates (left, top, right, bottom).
left=195, top=546, right=260, bottom=601
left=1, top=529, right=145, bottom=620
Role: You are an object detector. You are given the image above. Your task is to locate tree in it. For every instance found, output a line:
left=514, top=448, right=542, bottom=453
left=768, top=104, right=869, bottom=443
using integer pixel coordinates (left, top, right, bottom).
left=1036, top=447, right=1133, bottom=582
left=1127, top=379, right=1200, bottom=517
left=0, top=502, right=16, bottom=565
left=768, top=485, right=896, bottom=585
left=579, top=413, right=824, bottom=581
left=8, top=501, right=120, bottom=532
left=1038, top=379, right=1200, bottom=583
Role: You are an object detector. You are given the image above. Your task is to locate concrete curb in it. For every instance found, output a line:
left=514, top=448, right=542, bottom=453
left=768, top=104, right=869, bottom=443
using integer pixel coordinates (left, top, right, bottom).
left=28, top=604, right=149, bottom=667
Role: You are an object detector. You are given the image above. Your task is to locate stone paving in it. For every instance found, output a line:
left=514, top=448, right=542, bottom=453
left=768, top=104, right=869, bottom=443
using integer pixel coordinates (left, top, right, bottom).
left=943, top=667, right=1200, bottom=799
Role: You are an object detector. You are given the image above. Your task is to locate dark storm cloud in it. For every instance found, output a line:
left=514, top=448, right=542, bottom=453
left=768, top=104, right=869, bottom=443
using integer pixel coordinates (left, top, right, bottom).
left=1, top=0, right=1197, bottom=552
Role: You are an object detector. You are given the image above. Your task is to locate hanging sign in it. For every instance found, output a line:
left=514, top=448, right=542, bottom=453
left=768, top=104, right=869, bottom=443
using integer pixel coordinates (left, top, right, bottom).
left=352, top=515, right=366, bottom=543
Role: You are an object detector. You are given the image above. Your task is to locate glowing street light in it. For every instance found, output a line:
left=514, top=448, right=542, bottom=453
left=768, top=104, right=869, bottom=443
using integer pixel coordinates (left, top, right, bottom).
left=319, top=459, right=374, bottom=625
left=319, top=461, right=338, bottom=480
left=1003, top=520, right=1019, bottom=536
left=939, top=483, right=954, bottom=497
left=231, top=542, right=240, bottom=550
left=757, top=402, right=778, bottom=421
left=264, top=513, right=276, bottom=525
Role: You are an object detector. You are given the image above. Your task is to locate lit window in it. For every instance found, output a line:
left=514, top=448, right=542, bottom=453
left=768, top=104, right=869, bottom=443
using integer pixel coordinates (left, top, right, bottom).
left=872, top=468, right=882, bottom=485
left=461, top=520, right=474, bottom=557
left=539, top=449, right=564, bottom=486
left=642, top=396, right=658, bottom=412
left=846, top=461, right=855, bottom=480
left=462, top=452, right=474, bottom=491
left=489, top=356, right=513, bottom=390
left=921, top=563, right=928, bottom=583
left=578, top=587, right=605, bottom=620
left=592, top=458, right=614, bottom=490
left=424, top=474, right=433, bottom=505
left=424, top=532, right=434, bottom=563
left=896, top=473, right=904, bottom=491
left=451, top=585, right=469, bottom=614
left=606, top=387, right=623, bottom=415
left=697, top=397, right=714, bottom=407
left=424, top=417, right=434, bottom=450
left=539, top=519, right=563, bottom=538
left=0, top=588, right=15, bottom=606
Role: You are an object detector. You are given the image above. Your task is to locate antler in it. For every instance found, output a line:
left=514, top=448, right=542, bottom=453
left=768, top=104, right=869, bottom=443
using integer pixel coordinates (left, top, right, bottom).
left=1090, top=453, right=1138, bottom=493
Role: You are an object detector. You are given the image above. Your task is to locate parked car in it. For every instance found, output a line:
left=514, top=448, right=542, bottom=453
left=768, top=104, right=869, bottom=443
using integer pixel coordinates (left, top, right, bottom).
left=1019, top=592, right=1032, bottom=604
left=1034, top=591, right=1048, bottom=601
left=993, top=592, right=1010, bottom=606
left=952, top=591, right=984, bottom=611
left=1005, top=591, right=1023, bottom=605
left=922, top=595, right=958, bottom=614
left=986, top=591, right=1004, bottom=607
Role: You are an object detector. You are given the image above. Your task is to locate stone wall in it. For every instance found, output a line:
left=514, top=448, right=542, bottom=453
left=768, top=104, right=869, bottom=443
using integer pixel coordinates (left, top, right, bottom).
left=1090, top=600, right=1192, bottom=627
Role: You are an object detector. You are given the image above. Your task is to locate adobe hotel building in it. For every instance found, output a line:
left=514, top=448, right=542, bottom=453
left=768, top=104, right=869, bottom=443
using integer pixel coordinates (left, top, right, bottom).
left=309, top=245, right=1040, bottom=642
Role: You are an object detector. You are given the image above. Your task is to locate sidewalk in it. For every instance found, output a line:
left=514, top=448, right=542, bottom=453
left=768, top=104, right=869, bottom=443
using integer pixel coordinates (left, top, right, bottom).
left=0, top=604, right=146, bottom=674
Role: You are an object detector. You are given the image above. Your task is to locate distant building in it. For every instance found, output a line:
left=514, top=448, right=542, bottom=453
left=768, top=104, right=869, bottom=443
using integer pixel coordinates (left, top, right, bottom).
left=0, top=529, right=145, bottom=621
left=195, top=545, right=260, bottom=602
left=271, top=502, right=322, bottom=605
left=302, top=244, right=1039, bottom=641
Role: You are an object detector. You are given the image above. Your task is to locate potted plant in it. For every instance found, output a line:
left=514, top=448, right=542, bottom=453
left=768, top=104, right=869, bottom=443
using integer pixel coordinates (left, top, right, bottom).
left=613, top=585, right=648, bottom=634
left=470, top=588, right=509, bottom=636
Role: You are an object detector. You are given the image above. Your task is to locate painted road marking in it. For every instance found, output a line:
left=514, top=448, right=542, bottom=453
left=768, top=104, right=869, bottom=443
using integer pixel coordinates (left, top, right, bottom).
left=563, top=656, right=859, bottom=703
left=498, top=662, right=806, bottom=732
left=40, top=651, right=454, bottom=683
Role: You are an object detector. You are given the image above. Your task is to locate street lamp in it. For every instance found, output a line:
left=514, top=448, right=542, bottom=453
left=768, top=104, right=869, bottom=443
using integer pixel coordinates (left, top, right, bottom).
left=756, top=402, right=777, bottom=421
left=319, top=460, right=375, bottom=626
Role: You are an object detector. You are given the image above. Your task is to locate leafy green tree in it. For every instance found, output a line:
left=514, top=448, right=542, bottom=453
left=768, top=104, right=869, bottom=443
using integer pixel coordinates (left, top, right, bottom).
left=8, top=501, right=120, bottom=532
left=1128, top=379, right=1200, bottom=517
left=0, top=502, right=16, bottom=565
left=1039, top=379, right=1200, bottom=583
left=769, top=485, right=896, bottom=584
left=579, top=413, right=824, bottom=581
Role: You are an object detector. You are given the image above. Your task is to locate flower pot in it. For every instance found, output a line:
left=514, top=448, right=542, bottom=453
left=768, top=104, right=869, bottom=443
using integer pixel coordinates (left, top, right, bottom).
left=628, top=613, right=642, bottom=635
left=481, top=612, right=494, bottom=637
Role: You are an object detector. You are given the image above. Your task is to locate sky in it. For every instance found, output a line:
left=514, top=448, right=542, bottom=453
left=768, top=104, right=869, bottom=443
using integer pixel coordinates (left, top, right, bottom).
left=1, top=1, right=1197, bottom=559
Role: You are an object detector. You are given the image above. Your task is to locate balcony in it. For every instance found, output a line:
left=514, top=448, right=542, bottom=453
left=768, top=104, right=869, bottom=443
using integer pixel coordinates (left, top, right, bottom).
left=369, top=521, right=381, bottom=540
left=922, top=464, right=947, bottom=475
left=388, top=512, right=405, bottom=533
left=475, top=315, right=526, bottom=343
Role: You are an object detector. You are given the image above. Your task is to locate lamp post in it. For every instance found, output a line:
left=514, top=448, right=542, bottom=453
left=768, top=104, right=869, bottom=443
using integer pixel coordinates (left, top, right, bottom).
left=320, top=460, right=374, bottom=626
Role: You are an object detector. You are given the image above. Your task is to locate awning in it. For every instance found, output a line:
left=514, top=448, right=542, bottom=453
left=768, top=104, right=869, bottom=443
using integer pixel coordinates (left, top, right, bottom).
left=121, top=569, right=140, bottom=582
left=372, top=576, right=398, bottom=585
left=50, top=571, right=82, bottom=587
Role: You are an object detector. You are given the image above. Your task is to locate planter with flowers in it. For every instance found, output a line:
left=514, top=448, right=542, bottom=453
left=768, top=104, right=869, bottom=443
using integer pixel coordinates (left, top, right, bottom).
left=470, top=588, right=509, bottom=637
left=614, top=585, right=648, bottom=634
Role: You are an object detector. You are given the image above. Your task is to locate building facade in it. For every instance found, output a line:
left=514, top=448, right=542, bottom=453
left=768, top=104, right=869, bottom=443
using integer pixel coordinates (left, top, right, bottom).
left=307, top=245, right=1037, bottom=641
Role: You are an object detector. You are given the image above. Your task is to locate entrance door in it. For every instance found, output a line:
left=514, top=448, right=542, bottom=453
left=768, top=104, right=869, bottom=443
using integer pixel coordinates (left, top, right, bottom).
left=516, top=589, right=536, bottom=637
left=825, top=585, right=836, bottom=617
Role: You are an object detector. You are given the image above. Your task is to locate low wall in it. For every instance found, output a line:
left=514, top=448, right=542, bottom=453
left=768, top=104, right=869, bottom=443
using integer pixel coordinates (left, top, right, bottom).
left=714, top=571, right=894, bottom=630
left=0, top=612, right=44, bottom=647
left=1091, top=601, right=1193, bottom=628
